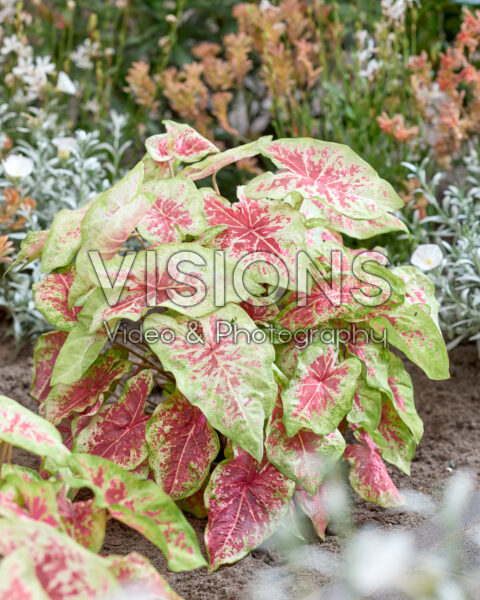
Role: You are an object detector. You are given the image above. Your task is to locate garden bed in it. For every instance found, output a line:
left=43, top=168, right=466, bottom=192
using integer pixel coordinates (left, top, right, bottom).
left=1, top=318, right=478, bottom=600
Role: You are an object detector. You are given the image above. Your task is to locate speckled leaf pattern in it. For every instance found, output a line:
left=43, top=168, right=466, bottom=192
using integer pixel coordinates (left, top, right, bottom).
left=295, top=483, right=330, bottom=540
left=368, top=302, right=449, bottom=380
left=147, top=390, right=220, bottom=500
left=301, top=197, right=407, bottom=240
left=44, top=348, right=131, bottom=425
left=73, top=370, right=152, bottom=470
left=282, top=343, right=360, bottom=437
left=137, top=177, right=207, bottom=244
left=57, top=493, right=107, bottom=552
left=86, top=243, right=261, bottom=330
left=177, top=482, right=208, bottom=519
left=203, top=187, right=306, bottom=288
left=7, top=229, right=49, bottom=271
left=265, top=395, right=345, bottom=495
left=347, top=379, right=382, bottom=432
left=0, top=518, right=119, bottom=598
left=68, top=453, right=206, bottom=571
left=344, top=430, right=404, bottom=508
left=394, top=265, right=441, bottom=327
left=246, top=138, right=403, bottom=219
left=367, top=399, right=416, bottom=475
left=34, top=266, right=81, bottom=331
left=146, top=120, right=219, bottom=163
left=0, top=551, right=50, bottom=600
left=205, top=446, right=295, bottom=571
left=180, top=137, right=271, bottom=181
left=386, top=352, right=423, bottom=443
left=79, top=162, right=148, bottom=261
left=4, top=474, right=61, bottom=528
left=145, top=304, right=277, bottom=461
left=0, top=395, right=70, bottom=464
left=345, top=331, right=391, bottom=395
left=106, top=552, right=183, bottom=599
left=41, top=204, right=90, bottom=273
left=31, top=331, right=68, bottom=403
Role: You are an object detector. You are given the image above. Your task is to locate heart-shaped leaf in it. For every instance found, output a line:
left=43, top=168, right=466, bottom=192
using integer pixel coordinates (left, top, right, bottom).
left=34, top=266, right=81, bottom=331
left=265, top=395, right=345, bottom=494
left=73, top=370, right=153, bottom=470
left=44, top=348, right=131, bottom=425
left=295, top=483, right=330, bottom=540
left=145, top=304, right=277, bottom=461
left=6, top=229, right=49, bottom=271
left=146, top=390, right=219, bottom=500
left=146, top=120, right=219, bottom=163
left=137, top=177, right=207, bottom=244
left=282, top=343, right=360, bottom=436
left=246, top=138, right=403, bottom=219
left=57, top=493, right=107, bottom=552
left=205, top=446, right=295, bottom=571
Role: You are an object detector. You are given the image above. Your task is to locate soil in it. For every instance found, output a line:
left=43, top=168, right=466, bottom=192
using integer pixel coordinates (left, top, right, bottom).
left=1, top=319, right=479, bottom=600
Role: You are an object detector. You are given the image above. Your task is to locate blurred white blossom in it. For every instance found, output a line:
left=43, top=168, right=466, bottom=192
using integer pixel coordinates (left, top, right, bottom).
left=2, top=154, right=34, bottom=178
left=411, top=244, right=443, bottom=271
left=57, top=71, right=76, bottom=95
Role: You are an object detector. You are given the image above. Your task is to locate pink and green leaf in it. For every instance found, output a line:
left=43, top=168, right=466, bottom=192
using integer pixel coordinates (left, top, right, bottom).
left=204, top=446, right=295, bottom=571
left=73, top=370, right=153, bottom=470
left=246, top=138, right=403, bottom=219
left=146, top=120, right=219, bottom=163
left=344, top=430, right=404, bottom=508
left=31, top=331, right=68, bottom=403
left=281, top=343, right=360, bottom=437
left=145, top=304, right=277, bottom=462
left=265, top=395, right=345, bottom=495
left=295, top=483, right=330, bottom=540
left=34, top=266, right=80, bottom=331
left=68, top=453, right=206, bottom=571
left=137, top=177, right=207, bottom=244
left=7, top=229, right=49, bottom=272
left=44, top=348, right=131, bottom=425
left=146, top=389, right=220, bottom=500
left=57, top=492, right=107, bottom=552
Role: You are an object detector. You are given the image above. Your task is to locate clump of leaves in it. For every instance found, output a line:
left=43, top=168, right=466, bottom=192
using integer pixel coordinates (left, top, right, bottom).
left=21, top=122, right=449, bottom=571
left=0, top=394, right=204, bottom=597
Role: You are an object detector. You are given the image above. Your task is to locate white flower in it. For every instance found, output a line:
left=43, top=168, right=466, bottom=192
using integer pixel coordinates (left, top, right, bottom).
left=381, top=0, right=414, bottom=22
left=411, top=244, right=442, bottom=271
left=57, top=71, right=76, bottom=94
left=52, top=136, right=77, bottom=156
left=2, top=154, right=34, bottom=178
left=70, top=39, right=100, bottom=70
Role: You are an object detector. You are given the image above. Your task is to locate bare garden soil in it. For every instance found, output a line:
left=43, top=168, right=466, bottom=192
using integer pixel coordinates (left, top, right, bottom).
left=1, top=318, right=479, bottom=600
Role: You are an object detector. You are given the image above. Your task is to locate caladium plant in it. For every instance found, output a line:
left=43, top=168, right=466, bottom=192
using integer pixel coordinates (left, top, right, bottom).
left=19, top=123, right=449, bottom=571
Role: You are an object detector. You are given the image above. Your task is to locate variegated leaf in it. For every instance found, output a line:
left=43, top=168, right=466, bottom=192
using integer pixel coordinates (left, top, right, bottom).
left=246, top=138, right=403, bottom=219
left=73, top=370, right=153, bottom=470
left=0, top=395, right=70, bottom=464
left=137, top=177, right=207, bottom=244
left=301, top=197, right=407, bottom=240
left=366, top=399, right=416, bottom=475
left=0, top=518, right=119, bottom=598
left=177, top=482, right=208, bottom=519
left=34, top=266, right=81, bottom=331
left=0, top=550, right=50, bottom=600
left=344, top=430, right=404, bottom=508
left=205, top=446, right=295, bottom=571
left=6, top=229, right=49, bottom=271
left=346, top=379, right=382, bottom=432
left=386, top=352, right=423, bottom=443
left=146, top=120, right=219, bottom=163
left=106, top=552, right=182, bottom=599
left=3, top=473, right=61, bottom=528
left=345, top=329, right=391, bottom=394
left=68, top=453, right=206, bottom=571
left=281, top=343, right=360, bottom=437
left=31, top=331, right=68, bottom=403
left=295, top=483, right=330, bottom=540
left=265, top=395, right=345, bottom=495
left=57, top=492, right=107, bottom=552
left=202, top=187, right=306, bottom=288
left=146, top=390, right=219, bottom=500
left=79, top=162, right=148, bottom=261
left=41, top=204, right=90, bottom=273
left=180, top=137, right=271, bottom=181
left=44, top=348, right=131, bottom=425
left=85, top=242, right=263, bottom=331
left=145, top=304, right=277, bottom=461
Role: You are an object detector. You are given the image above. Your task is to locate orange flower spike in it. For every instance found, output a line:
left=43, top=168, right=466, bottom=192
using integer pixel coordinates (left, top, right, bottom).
left=0, top=235, right=14, bottom=264
left=224, top=33, right=253, bottom=88
left=211, top=92, right=239, bottom=136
